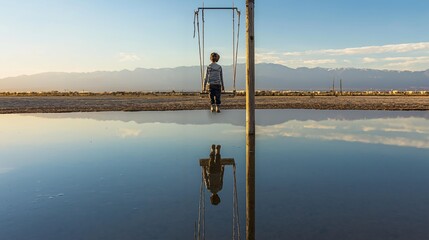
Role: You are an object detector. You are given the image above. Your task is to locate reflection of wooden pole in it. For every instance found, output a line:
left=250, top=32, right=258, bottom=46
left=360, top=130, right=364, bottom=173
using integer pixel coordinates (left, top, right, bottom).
left=246, top=0, right=255, bottom=136
left=246, top=134, right=255, bottom=240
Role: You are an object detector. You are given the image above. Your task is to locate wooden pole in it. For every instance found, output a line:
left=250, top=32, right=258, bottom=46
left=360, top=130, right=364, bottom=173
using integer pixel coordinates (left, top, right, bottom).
left=246, top=1, right=255, bottom=239
left=246, top=0, right=255, bottom=136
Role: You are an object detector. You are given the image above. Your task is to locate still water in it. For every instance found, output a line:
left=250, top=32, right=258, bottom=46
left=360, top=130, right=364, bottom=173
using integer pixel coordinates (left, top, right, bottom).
left=0, top=110, right=428, bottom=240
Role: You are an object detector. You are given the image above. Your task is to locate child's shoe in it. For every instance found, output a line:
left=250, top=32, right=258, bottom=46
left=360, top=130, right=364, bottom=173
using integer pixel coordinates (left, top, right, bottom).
left=211, top=105, right=215, bottom=112
left=216, top=105, right=221, bottom=113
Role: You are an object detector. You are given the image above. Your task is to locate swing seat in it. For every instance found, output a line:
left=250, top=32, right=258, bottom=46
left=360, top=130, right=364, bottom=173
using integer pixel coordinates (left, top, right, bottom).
left=199, top=158, right=235, bottom=166
left=199, top=90, right=236, bottom=97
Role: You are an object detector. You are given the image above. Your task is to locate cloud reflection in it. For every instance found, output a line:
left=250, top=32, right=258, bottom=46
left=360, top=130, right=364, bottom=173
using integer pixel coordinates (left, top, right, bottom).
left=118, top=128, right=142, bottom=138
left=0, top=168, right=14, bottom=174
left=318, top=134, right=429, bottom=149
left=258, top=118, right=429, bottom=149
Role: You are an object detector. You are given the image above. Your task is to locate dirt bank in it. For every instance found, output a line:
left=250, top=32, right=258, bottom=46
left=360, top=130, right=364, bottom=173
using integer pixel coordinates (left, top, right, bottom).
left=0, top=95, right=428, bottom=114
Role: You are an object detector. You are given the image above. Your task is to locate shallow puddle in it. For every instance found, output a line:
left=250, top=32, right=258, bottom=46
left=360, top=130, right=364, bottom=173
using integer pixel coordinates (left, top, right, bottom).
left=1, top=110, right=428, bottom=239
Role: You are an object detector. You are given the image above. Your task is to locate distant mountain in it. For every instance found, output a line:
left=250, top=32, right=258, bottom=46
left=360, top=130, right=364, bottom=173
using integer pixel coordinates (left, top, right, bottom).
left=1, top=63, right=428, bottom=92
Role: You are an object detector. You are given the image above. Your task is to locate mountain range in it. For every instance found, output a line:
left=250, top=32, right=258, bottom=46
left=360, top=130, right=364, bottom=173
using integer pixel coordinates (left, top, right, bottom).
left=1, top=63, right=428, bottom=92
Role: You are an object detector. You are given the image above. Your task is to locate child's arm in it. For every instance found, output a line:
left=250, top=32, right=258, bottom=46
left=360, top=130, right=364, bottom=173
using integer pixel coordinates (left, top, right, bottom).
left=220, top=67, right=225, bottom=91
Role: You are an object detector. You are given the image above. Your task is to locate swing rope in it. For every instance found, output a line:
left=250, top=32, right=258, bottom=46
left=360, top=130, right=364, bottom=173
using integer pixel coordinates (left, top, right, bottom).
left=193, top=2, right=241, bottom=93
left=202, top=2, right=205, bottom=91
left=233, top=11, right=241, bottom=93
left=197, top=167, right=206, bottom=240
left=232, top=163, right=241, bottom=240
left=194, top=11, right=204, bottom=91
left=232, top=5, right=235, bottom=93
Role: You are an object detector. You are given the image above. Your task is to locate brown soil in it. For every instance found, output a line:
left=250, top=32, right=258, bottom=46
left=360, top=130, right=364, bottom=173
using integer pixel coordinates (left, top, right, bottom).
left=0, top=95, right=428, bottom=114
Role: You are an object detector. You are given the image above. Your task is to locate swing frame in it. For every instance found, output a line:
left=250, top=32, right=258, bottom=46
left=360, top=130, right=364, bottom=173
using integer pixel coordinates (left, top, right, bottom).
left=194, top=6, right=241, bottom=97
left=196, top=158, right=241, bottom=240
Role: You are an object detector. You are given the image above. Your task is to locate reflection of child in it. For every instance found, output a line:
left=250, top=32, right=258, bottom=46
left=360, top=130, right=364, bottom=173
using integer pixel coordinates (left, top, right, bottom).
left=203, top=52, right=225, bottom=113
left=203, top=145, right=224, bottom=205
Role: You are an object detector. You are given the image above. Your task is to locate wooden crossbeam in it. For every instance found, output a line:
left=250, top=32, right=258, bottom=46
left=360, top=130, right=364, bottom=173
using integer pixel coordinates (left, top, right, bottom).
left=197, top=7, right=239, bottom=10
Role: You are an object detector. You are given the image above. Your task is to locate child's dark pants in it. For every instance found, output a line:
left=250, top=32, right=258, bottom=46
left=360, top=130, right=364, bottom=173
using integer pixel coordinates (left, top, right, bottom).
left=209, top=84, right=221, bottom=105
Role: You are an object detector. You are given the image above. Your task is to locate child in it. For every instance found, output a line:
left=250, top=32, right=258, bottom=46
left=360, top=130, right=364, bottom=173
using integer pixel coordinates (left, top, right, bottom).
left=203, top=145, right=224, bottom=205
left=203, top=52, right=225, bottom=113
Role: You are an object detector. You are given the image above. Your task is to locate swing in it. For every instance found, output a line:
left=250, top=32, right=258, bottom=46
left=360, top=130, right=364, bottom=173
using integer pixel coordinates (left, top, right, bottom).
left=195, top=158, right=241, bottom=240
left=193, top=0, right=241, bottom=96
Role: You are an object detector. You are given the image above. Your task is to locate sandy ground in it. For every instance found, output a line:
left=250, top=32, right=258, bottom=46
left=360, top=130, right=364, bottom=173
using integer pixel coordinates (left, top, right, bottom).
left=0, top=95, right=428, bottom=114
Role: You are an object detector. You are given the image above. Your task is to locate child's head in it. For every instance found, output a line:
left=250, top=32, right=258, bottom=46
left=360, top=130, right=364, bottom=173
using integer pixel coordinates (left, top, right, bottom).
left=210, top=52, right=220, bottom=63
left=210, top=193, right=221, bottom=205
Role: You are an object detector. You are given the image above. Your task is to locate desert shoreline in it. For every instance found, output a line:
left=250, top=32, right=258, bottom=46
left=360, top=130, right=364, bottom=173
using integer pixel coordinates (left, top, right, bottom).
left=1, top=95, right=428, bottom=114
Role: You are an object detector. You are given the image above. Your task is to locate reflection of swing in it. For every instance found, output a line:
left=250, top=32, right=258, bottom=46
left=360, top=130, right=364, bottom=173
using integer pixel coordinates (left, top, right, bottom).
left=193, top=0, right=241, bottom=96
left=195, top=154, right=241, bottom=239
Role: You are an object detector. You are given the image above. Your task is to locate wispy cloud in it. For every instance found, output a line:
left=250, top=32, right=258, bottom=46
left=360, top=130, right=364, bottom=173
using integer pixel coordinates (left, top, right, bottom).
left=302, top=59, right=337, bottom=65
left=257, top=42, right=429, bottom=71
left=282, top=42, right=429, bottom=56
left=362, top=57, right=377, bottom=63
left=255, top=52, right=283, bottom=64
left=303, top=123, right=336, bottom=130
left=118, top=52, right=141, bottom=62
left=282, top=132, right=302, bottom=137
left=383, top=57, right=429, bottom=69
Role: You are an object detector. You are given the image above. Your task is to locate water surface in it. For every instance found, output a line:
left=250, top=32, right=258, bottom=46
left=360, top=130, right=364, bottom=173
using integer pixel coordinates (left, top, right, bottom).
left=1, top=110, right=428, bottom=240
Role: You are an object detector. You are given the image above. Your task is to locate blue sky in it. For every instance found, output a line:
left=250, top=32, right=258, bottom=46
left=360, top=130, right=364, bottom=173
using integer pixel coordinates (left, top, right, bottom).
left=1, top=0, right=429, bottom=78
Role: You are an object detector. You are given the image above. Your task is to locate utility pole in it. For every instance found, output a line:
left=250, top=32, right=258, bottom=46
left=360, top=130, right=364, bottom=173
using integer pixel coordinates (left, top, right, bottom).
left=246, top=0, right=255, bottom=136
left=332, top=77, right=335, bottom=96
left=340, top=79, right=343, bottom=95
left=246, top=1, right=255, bottom=240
